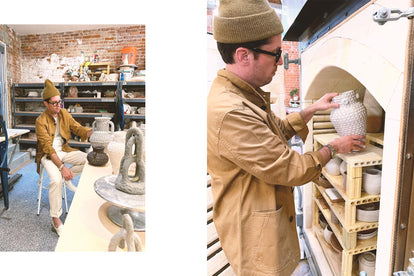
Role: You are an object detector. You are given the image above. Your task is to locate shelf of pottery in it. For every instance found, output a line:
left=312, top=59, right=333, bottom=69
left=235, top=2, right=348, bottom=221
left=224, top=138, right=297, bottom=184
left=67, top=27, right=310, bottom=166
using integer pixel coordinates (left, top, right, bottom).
left=11, top=81, right=145, bottom=151
left=312, top=132, right=383, bottom=276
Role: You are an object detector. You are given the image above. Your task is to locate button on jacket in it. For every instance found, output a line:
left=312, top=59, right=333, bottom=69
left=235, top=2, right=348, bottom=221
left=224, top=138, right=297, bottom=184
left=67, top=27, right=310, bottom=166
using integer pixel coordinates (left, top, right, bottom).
left=35, top=108, right=91, bottom=174
left=207, top=69, right=323, bottom=275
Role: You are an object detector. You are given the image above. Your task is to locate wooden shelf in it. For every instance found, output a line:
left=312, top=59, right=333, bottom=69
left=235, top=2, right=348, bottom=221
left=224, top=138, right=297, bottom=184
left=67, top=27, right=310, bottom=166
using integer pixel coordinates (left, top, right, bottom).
left=312, top=131, right=383, bottom=275
left=64, top=97, right=116, bottom=103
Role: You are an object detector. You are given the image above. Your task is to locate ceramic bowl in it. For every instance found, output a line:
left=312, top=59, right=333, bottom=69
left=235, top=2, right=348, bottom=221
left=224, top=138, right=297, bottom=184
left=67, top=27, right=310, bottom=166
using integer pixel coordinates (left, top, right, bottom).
left=356, top=202, right=380, bottom=222
left=357, top=228, right=378, bottom=240
left=28, top=91, right=39, bottom=97
left=362, top=168, right=382, bottom=195
left=359, top=252, right=376, bottom=276
left=324, top=225, right=333, bottom=243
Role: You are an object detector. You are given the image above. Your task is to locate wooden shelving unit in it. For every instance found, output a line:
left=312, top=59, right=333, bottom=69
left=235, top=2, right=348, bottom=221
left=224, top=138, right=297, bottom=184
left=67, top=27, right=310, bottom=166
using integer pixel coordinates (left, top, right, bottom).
left=312, top=133, right=383, bottom=275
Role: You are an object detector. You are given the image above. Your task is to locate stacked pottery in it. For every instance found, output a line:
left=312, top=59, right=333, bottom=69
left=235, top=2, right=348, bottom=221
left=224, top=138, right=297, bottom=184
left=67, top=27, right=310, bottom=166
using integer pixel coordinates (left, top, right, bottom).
left=330, top=90, right=367, bottom=137
left=358, top=252, right=376, bottom=276
left=107, top=131, right=127, bottom=175
left=89, top=117, right=114, bottom=152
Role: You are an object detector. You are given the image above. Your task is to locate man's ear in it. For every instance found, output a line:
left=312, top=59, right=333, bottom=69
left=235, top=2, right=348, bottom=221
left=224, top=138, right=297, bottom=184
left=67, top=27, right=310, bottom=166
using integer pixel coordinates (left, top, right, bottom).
left=234, top=47, right=250, bottom=64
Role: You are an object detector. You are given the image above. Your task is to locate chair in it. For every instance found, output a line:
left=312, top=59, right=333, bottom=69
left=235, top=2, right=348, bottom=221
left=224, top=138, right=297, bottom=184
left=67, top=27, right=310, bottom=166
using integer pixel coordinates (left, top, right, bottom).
left=0, top=119, right=10, bottom=210
left=37, top=164, right=68, bottom=216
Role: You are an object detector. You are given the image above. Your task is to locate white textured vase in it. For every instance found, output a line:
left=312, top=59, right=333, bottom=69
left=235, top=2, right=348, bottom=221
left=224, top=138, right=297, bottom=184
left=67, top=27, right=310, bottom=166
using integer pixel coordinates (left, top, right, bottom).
left=107, top=131, right=127, bottom=175
left=330, top=90, right=367, bottom=136
left=89, top=117, right=114, bottom=152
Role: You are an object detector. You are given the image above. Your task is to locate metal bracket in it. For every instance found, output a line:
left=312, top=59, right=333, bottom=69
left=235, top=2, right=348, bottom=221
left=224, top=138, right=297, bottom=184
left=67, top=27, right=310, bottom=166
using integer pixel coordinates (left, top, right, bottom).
left=283, top=53, right=301, bottom=70
left=373, top=7, right=414, bottom=25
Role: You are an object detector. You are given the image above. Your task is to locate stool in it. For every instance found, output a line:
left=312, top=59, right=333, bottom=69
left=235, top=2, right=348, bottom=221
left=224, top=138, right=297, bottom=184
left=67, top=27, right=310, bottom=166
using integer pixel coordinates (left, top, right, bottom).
left=37, top=164, right=68, bottom=216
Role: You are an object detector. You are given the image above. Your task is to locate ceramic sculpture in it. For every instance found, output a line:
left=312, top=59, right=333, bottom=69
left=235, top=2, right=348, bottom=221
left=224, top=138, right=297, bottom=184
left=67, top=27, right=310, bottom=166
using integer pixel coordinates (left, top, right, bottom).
left=115, top=124, right=145, bottom=195
left=108, top=214, right=143, bottom=252
left=325, top=157, right=342, bottom=175
left=330, top=90, right=367, bottom=136
left=89, top=117, right=114, bottom=151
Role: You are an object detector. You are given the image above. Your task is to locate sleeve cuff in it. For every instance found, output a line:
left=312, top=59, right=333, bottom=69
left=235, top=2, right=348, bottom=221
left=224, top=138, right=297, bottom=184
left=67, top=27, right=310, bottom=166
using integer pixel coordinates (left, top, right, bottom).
left=286, top=112, right=309, bottom=141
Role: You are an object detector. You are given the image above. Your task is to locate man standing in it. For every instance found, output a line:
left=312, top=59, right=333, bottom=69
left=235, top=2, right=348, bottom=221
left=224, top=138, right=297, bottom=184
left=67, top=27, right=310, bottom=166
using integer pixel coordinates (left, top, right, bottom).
left=35, top=79, right=92, bottom=236
left=207, top=0, right=365, bottom=275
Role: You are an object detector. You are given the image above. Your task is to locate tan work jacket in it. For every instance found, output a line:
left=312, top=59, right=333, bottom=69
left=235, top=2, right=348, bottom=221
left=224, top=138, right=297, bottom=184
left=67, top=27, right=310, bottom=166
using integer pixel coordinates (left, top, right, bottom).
left=207, top=69, right=323, bottom=275
left=35, top=108, right=90, bottom=174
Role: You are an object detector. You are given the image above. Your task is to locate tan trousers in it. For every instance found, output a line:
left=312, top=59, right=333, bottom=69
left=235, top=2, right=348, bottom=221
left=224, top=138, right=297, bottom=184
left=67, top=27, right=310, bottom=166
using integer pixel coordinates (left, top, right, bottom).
left=41, top=150, right=87, bottom=218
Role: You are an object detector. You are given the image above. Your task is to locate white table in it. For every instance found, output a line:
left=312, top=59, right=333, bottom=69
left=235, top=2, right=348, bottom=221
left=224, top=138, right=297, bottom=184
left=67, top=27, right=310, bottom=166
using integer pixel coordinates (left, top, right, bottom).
left=55, top=162, right=145, bottom=251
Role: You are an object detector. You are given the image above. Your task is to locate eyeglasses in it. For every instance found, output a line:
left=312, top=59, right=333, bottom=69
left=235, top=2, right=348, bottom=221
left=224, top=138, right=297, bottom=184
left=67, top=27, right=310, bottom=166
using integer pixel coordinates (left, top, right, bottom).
left=48, top=100, right=61, bottom=107
left=248, top=47, right=282, bottom=63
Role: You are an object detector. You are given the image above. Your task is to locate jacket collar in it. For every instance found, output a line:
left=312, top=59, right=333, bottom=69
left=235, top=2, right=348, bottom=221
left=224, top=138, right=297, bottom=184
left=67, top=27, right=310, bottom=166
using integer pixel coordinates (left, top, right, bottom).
left=217, top=69, right=271, bottom=112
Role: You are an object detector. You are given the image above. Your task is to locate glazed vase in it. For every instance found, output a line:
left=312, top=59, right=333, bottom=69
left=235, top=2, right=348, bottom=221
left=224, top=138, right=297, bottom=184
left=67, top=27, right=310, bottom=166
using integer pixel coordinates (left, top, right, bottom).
left=330, top=90, right=367, bottom=136
left=89, top=117, right=114, bottom=152
left=87, top=146, right=109, bottom=166
left=107, top=131, right=127, bottom=175
left=115, top=124, right=145, bottom=195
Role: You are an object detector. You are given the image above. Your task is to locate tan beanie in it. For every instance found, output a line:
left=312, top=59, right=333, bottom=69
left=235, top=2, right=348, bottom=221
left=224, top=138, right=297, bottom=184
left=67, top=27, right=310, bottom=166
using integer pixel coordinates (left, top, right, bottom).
left=42, top=79, right=60, bottom=100
left=213, top=0, right=284, bottom=43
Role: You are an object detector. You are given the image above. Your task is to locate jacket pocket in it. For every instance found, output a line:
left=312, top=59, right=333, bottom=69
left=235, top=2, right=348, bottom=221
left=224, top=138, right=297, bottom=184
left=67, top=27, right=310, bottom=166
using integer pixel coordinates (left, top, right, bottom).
left=249, top=206, right=295, bottom=273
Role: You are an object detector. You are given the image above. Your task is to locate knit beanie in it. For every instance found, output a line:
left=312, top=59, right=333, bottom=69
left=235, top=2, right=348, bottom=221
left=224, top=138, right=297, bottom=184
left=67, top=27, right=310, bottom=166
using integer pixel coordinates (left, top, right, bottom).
left=213, top=0, right=284, bottom=43
left=42, top=79, right=60, bottom=100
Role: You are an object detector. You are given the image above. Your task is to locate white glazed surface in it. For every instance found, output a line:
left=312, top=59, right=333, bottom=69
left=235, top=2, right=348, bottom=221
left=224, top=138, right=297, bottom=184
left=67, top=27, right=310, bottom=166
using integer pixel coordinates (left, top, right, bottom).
left=362, top=168, right=382, bottom=195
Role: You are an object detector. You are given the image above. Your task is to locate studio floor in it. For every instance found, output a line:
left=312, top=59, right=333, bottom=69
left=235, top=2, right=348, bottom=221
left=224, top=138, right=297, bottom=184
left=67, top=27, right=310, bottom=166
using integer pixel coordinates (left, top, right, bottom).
left=0, top=159, right=79, bottom=251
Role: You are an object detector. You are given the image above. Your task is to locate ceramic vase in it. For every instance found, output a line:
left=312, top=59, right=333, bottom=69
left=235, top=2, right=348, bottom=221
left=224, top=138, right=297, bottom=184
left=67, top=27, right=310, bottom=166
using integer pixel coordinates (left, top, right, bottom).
left=325, top=157, right=342, bottom=175
left=107, top=131, right=127, bottom=175
left=362, top=168, right=382, bottom=195
left=330, top=90, right=367, bottom=136
left=87, top=146, right=109, bottom=166
left=89, top=117, right=114, bottom=152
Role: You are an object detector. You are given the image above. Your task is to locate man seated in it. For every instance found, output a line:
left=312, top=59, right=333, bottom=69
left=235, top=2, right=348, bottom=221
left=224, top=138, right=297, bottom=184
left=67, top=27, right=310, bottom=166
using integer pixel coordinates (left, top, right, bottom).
left=35, top=79, right=92, bottom=236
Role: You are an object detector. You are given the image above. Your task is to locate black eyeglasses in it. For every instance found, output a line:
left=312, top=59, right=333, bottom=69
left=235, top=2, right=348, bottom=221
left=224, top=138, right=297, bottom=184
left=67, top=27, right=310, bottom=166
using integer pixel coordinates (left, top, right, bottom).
left=48, top=100, right=61, bottom=107
left=247, top=47, right=282, bottom=63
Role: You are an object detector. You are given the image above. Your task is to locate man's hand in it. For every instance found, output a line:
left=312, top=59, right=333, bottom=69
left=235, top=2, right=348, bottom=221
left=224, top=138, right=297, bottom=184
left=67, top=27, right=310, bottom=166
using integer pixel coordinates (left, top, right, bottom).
left=60, top=165, right=73, bottom=181
left=330, top=135, right=366, bottom=154
left=312, top=92, right=340, bottom=111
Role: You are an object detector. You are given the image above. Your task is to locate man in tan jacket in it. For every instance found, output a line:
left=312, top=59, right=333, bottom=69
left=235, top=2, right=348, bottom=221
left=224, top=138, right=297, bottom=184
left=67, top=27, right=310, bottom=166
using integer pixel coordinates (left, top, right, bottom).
left=207, top=0, right=365, bottom=275
left=35, top=79, right=92, bottom=236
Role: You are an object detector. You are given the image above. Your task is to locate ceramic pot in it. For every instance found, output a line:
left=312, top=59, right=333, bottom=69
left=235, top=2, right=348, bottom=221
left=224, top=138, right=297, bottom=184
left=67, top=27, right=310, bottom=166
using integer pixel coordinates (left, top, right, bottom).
left=87, top=146, right=109, bottom=166
left=107, top=131, right=127, bottom=175
left=89, top=117, right=114, bottom=152
left=324, top=225, right=333, bottom=243
left=330, top=90, right=367, bottom=137
left=325, top=157, right=342, bottom=175
left=357, top=202, right=380, bottom=222
left=358, top=252, right=376, bottom=276
left=362, top=168, right=382, bottom=195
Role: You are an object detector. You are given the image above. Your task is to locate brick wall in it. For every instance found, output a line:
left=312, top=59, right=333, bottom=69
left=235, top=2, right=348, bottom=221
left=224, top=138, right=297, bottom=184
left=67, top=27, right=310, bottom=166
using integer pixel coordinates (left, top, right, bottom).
left=18, top=25, right=145, bottom=82
left=0, top=25, right=20, bottom=125
left=282, top=41, right=300, bottom=106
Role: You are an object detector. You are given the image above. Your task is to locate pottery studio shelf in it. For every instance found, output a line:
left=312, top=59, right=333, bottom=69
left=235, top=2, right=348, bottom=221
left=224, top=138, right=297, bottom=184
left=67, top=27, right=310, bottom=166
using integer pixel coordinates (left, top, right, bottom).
left=312, top=132, right=383, bottom=275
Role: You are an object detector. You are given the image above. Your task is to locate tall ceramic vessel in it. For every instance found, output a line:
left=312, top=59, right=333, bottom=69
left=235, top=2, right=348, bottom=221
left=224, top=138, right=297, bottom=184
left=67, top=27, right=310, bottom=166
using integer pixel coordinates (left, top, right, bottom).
left=330, top=90, right=367, bottom=136
left=107, top=131, right=127, bottom=175
left=89, top=117, right=114, bottom=151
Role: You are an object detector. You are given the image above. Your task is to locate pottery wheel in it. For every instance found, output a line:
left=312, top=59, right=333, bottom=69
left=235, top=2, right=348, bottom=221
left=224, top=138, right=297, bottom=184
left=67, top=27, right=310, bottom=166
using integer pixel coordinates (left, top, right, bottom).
left=94, top=175, right=145, bottom=231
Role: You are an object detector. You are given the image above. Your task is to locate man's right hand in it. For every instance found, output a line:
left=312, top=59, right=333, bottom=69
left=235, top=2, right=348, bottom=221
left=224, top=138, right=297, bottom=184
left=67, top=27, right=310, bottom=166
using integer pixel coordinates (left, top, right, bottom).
left=60, top=165, right=73, bottom=181
left=330, top=135, right=366, bottom=154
